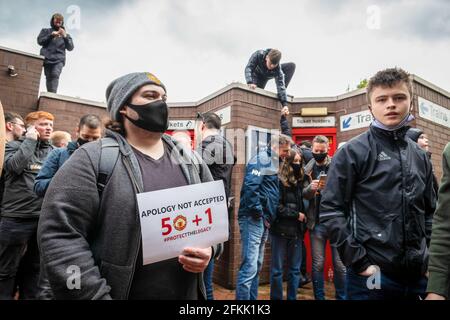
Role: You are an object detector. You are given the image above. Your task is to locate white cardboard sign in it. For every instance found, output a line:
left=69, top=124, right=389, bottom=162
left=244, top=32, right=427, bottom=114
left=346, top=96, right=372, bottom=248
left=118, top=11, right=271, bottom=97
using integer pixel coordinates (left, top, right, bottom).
left=137, top=180, right=229, bottom=265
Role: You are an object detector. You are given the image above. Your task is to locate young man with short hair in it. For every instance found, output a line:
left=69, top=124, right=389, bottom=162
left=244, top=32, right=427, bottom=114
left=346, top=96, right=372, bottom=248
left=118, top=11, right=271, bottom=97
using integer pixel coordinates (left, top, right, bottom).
left=197, top=112, right=235, bottom=300
left=236, top=133, right=292, bottom=300
left=245, top=48, right=296, bottom=109
left=0, top=111, right=54, bottom=299
left=303, top=135, right=347, bottom=300
left=4, top=112, right=26, bottom=143
left=34, top=114, right=103, bottom=197
left=320, top=68, right=436, bottom=300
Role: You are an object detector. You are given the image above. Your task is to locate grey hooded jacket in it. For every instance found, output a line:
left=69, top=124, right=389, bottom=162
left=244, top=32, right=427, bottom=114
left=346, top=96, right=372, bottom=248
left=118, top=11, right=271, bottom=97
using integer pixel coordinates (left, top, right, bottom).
left=37, top=130, right=221, bottom=299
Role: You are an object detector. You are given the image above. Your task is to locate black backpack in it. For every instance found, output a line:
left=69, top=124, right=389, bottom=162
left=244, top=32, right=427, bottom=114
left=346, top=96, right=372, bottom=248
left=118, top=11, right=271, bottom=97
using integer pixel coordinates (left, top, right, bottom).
left=97, top=137, right=120, bottom=196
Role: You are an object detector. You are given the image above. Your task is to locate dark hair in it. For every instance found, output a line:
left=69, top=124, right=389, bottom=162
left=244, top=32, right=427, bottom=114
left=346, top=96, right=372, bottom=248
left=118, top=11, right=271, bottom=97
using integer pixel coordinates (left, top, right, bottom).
left=367, top=68, right=412, bottom=104
left=5, top=112, right=23, bottom=123
left=104, top=119, right=125, bottom=136
left=312, top=135, right=329, bottom=145
left=279, top=149, right=303, bottom=187
left=79, top=114, right=102, bottom=129
left=201, top=112, right=221, bottom=130
left=300, top=140, right=312, bottom=148
left=268, top=49, right=282, bottom=65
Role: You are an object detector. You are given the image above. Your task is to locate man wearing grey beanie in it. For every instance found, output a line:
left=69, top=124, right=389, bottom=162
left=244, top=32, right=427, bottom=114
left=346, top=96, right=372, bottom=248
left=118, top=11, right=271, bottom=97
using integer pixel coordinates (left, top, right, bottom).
left=37, top=72, right=222, bottom=300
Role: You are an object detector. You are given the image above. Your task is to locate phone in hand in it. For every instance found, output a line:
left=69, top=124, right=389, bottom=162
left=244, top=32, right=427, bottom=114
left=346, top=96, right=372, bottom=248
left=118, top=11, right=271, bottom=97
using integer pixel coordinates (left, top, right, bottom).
left=318, top=173, right=327, bottom=190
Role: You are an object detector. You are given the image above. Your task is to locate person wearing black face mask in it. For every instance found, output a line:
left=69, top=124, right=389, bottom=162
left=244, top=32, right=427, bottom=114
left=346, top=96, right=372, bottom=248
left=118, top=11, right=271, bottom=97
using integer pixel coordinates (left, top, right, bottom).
left=34, top=114, right=103, bottom=198
left=269, top=148, right=306, bottom=300
left=302, top=135, right=347, bottom=300
left=37, top=72, right=221, bottom=300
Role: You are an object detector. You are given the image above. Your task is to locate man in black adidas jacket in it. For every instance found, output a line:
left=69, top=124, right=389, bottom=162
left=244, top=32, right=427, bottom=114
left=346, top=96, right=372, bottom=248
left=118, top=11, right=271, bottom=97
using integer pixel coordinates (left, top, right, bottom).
left=320, top=68, right=436, bottom=300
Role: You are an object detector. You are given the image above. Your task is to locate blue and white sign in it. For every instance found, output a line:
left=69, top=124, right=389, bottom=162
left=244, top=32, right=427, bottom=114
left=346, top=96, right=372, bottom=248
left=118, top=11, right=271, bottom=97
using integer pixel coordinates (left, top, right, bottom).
left=418, top=97, right=450, bottom=129
left=340, top=110, right=374, bottom=132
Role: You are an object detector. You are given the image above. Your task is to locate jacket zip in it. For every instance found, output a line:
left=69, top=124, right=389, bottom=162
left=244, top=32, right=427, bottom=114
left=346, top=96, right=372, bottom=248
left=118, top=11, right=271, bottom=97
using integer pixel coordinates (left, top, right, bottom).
left=394, top=133, right=408, bottom=270
left=352, top=200, right=357, bottom=239
left=122, top=155, right=143, bottom=300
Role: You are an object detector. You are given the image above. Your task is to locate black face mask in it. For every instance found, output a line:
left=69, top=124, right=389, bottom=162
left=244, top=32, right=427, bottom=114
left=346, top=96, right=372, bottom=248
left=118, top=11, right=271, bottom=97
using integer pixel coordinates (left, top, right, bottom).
left=124, top=100, right=169, bottom=133
left=291, top=163, right=301, bottom=178
left=312, top=152, right=328, bottom=163
left=77, top=137, right=89, bottom=146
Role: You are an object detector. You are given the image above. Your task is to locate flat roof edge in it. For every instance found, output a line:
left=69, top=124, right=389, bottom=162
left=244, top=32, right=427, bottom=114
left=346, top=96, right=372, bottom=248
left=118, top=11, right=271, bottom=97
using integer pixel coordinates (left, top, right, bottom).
left=0, top=46, right=45, bottom=61
left=39, top=92, right=106, bottom=109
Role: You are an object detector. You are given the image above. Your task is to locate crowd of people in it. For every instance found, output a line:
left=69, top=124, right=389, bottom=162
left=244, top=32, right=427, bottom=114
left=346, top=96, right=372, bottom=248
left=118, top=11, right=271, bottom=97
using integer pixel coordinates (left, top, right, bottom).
left=0, top=13, right=449, bottom=300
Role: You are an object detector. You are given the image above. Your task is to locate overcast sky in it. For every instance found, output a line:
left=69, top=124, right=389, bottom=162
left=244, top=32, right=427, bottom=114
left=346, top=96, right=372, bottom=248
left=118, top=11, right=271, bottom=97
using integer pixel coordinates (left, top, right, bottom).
left=1, top=0, right=449, bottom=103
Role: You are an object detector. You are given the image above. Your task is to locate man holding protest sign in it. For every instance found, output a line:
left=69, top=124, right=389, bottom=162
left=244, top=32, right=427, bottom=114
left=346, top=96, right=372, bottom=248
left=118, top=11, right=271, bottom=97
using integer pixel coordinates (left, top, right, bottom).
left=38, top=72, right=222, bottom=299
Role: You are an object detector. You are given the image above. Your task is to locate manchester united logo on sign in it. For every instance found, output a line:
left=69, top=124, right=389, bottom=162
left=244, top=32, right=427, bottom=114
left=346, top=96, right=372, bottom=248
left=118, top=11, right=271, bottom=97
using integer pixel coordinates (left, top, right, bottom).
left=173, top=215, right=187, bottom=231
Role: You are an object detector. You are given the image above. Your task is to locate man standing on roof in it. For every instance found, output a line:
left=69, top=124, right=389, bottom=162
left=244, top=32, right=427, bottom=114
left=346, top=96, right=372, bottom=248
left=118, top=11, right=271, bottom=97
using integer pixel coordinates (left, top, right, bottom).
left=245, top=48, right=296, bottom=109
left=37, top=13, right=74, bottom=93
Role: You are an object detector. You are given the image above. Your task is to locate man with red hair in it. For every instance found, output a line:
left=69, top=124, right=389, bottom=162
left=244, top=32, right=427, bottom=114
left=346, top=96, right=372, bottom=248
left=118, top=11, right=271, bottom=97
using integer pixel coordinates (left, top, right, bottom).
left=0, top=111, right=54, bottom=299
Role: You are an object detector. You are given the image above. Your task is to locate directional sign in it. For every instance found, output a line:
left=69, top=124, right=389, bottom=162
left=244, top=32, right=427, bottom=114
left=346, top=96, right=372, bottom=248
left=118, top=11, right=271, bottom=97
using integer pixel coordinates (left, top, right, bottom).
left=168, top=120, right=195, bottom=130
left=340, top=110, right=374, bottom=132
left=418, top=97, right=450, bottom=128
left=293, top=116, right=336, bottom=128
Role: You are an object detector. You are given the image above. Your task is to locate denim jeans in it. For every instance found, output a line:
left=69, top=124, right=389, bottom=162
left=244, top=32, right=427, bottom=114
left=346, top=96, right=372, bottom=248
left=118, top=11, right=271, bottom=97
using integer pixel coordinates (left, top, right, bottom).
left=204, top=258, right=215, bottom=300
left=0, top=217, right=40, bottom=300
left=270, top=234, right=302, bottom=300
left=347, top=268, right=428, bottom=300
left=310, top=223, right=347, bottom=300
left=236, top=215, right=269, bottom=300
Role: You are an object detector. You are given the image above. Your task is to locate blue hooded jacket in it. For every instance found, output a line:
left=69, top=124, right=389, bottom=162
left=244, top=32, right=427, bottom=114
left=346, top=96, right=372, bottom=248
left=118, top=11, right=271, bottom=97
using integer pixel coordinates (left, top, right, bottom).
left=238, top=150, right=279, bottom=223
left=34, top=141, right=78, bottom=196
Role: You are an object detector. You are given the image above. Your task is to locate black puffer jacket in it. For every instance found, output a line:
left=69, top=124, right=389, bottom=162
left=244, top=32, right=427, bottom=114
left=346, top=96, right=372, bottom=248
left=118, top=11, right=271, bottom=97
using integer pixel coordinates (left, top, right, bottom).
left=270, top=178, right=305, bottom=239
left=37, top=15, right=74, bottom=65
left=320, top=125, right=436, bottom=280
left=245, top=48, right=288, bottom=106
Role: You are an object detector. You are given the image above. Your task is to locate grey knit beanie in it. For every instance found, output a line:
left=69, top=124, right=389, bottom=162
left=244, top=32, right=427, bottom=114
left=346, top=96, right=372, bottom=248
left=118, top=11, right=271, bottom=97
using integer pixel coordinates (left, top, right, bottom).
left=106, top=72, right=167, bottom=121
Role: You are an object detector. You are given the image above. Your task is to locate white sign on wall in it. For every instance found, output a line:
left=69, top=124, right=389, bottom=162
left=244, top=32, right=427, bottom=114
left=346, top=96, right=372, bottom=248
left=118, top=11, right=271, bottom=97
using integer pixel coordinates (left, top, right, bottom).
left=340, top=110, right=374, bottom=132
left=418, top=97, right=450, bottom=129
left=168, top=120, right=195, bottom=130
left=293, top=116, right=336, bottom=128
left=215, top=106, right=231, bottom=125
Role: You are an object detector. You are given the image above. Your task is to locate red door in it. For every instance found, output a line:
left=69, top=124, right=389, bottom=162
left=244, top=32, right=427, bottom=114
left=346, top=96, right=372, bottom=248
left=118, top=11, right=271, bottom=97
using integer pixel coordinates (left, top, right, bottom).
left=291, top=127, right=337, bottom=156
left=165, top=130, right=195, bottom=149
left=292, top=127, right=337, bottom=282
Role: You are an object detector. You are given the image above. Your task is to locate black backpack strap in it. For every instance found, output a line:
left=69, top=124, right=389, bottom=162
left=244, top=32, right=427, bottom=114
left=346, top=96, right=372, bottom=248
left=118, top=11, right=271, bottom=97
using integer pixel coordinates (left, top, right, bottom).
left=97, top=137, right=119, bottom=197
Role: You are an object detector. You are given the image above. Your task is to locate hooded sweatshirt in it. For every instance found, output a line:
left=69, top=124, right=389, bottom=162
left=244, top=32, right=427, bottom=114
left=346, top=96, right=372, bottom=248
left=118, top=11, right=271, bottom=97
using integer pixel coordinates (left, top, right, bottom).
left=37, top=14, right=74, bottom=65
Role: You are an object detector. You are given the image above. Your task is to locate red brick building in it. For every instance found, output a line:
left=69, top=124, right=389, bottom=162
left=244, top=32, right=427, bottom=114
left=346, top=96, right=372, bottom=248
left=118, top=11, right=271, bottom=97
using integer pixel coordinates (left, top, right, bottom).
left=2, top=45, right=449, bottom=289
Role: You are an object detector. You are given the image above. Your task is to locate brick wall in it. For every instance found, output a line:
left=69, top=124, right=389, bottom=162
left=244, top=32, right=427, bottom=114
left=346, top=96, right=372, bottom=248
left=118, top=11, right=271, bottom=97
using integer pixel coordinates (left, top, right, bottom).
left=37, top=93, right=109, bottom=138
left=0, top=46, right=43, bottom=117
left=412, top=81, right=450, bottom=179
